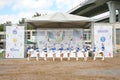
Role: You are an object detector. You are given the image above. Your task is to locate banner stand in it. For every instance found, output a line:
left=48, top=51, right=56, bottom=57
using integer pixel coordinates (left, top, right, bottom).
left=93, top=23, right=113, bottom=57
left=5, top=24, right=25, bottom=58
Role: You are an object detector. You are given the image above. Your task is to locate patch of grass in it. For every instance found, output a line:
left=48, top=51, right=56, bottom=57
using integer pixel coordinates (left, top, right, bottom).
left=0, top=52, right=4, bottom=58
left=117, top=49, right=120, bottom=53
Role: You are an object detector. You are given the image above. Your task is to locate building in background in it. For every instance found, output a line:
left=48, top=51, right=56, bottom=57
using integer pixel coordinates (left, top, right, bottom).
left=0, top=32, right=5, bottom=49
left=68, top=0, right=120, bottom=51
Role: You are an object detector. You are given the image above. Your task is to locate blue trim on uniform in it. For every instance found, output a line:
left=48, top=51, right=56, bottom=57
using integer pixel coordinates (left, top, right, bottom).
left=27, top=47, right=30, bottom=52
left=101, top=46, right=105, bottom=51
left=93, top=46, right=96, bottom=53
left=76, top=47, right=80, bottom=52
left=59, top=47, right=63, bottom=53
left=51, top=48, right=56, bottom=51
left=67, top=47, right=72, bottom=52
left=51, top=47, right=56, bottom=52
left=35, top=48, right=39, bottom=52
left=43, top=48, right=47, bottom=52
left=84, top=48, right=87, bottom=52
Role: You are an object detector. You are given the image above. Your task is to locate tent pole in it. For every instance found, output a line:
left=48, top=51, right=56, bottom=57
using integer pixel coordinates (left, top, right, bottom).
left=91, top=22, right=94, bottom=49
left=25, top=22, right=28, bottom=58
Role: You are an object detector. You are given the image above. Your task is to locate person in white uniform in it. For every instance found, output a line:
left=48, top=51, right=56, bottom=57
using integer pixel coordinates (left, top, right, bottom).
left=43, top=47, right=47, bottom=61
left=27, top=46, right=34, bottom=61
left=51, top=44, right=56, bottom=61
left=93, top=45, right=97, bottom=60
left=66, top=44, right=72, bottom=61
left=74, top=47, right=80, bottom=61
left=93, top=44, right=105, bottom=61
left=35, top=47, right=40, bottom=61
left=59, top=44, right=64, bottom=61
left=81, top=46, right=88, bottom=61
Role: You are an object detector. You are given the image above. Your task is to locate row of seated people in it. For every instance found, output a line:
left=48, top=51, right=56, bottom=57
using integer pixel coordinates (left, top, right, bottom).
left=27, top=46, right=104, bottom=61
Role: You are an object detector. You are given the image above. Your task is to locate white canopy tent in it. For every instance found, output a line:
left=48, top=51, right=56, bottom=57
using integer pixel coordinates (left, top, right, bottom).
left=25, top=12, right=94, bottom=28
left=25, top=12, right=95, bottom=58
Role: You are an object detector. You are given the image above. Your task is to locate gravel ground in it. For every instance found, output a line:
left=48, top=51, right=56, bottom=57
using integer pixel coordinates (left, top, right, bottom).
left=0, top=54, right=120, bottom=80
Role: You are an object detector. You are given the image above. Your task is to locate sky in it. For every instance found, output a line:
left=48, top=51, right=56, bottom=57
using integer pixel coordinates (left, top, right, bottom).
left=0, top=0, right=86, bottom=24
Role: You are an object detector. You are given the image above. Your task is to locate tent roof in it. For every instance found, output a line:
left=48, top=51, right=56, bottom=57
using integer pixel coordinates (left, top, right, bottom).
left=25, top=12, right=94, bottom=28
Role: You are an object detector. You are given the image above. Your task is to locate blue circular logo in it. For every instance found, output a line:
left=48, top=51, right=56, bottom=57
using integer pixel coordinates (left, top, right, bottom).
left=13, top=29, right=17, bottom=34
left=100, top=37, right=106, bottom=42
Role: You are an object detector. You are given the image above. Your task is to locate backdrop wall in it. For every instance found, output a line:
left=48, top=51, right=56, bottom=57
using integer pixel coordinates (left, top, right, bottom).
left=93, top=23, right=113, bottom=57
left=33, top=29, right=85, bottom=57
left=5, top=25, right=25, bottom=58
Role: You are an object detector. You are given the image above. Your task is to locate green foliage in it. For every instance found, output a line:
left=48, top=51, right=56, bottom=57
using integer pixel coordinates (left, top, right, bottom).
left=117, top=49, right=120, bottom=53
left=0, top=21, right=12, bottom=31
left=0, top=12, right=47, bottom=31
left=19, top=18, right=34, bottom=30
left=0, top=52, right=4, bottom=58
left=27, top=24, right=35, bottom=30
left=19, top=18, right=25, bottom=24
left=33, top=12, right=41, bottom=17
left=0, top=24, right=4, bottom=31
left=5, top=21, right=11, bottom=25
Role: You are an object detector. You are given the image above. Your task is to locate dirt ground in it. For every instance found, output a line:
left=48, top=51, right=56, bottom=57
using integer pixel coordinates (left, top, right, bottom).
left=0, top=54, right=120, bottom=80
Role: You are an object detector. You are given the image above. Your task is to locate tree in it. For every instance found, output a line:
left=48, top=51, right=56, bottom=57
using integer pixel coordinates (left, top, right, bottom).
left=19, top=18, right=34, bottom=30
left=19, top=12, right=47, bottom=30
left=5, top=21, right=12, bottom=25
left=0, top=24, right=4, bottom=31
left=19, top=18, right=25, bottom=24
left=27, top=24, right=35, bottom=30
left=0, top=21, right=12, bottom=31
left=33, top=12, right=41, bottom=17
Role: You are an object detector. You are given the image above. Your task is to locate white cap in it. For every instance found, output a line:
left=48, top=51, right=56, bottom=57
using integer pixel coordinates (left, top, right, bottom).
left=81, top=49, right=84, bottom=51
left=99, top=50, right=103, bottom=52
left=90, top=49, right=93, bottom=51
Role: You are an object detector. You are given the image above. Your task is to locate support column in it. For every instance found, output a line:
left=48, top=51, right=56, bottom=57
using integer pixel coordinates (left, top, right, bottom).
left=25, top=22, right=28, bottom=58
left=107, top=1, right=116, bottom=23
left=91, top=22, right=94, bottom=48
left=113, top=24, right=116, bottom=54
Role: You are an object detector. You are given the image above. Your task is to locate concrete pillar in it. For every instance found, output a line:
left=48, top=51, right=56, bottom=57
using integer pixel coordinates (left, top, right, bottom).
left=118, top=9, right=120, bottom=22
left=91, top=22, right=94, bottom=48
left=25, top=22, right=28, bottom=58
left=113, top=24, right=117, bottom=54
left=107, top=1, right=116, bottom=23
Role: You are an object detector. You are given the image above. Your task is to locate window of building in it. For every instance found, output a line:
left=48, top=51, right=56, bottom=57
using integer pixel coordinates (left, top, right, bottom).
left=26, top=31, right=30, bottom=39
left=83, top=33, right=87, bottom=40
left=0, top=35, right=4, bottom=40
left=83, top=30, right=91, bottom=41
left=32, top=31, right=36, bottom=36
left=88, top=31, right=91, bottom=40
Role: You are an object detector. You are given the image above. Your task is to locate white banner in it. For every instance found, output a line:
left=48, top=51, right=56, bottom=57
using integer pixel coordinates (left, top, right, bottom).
left=6, top=25, right=25, bottom=58
left=94, top=23, right=113, bottom=57
left=35, top=29, right=84, bottom=57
